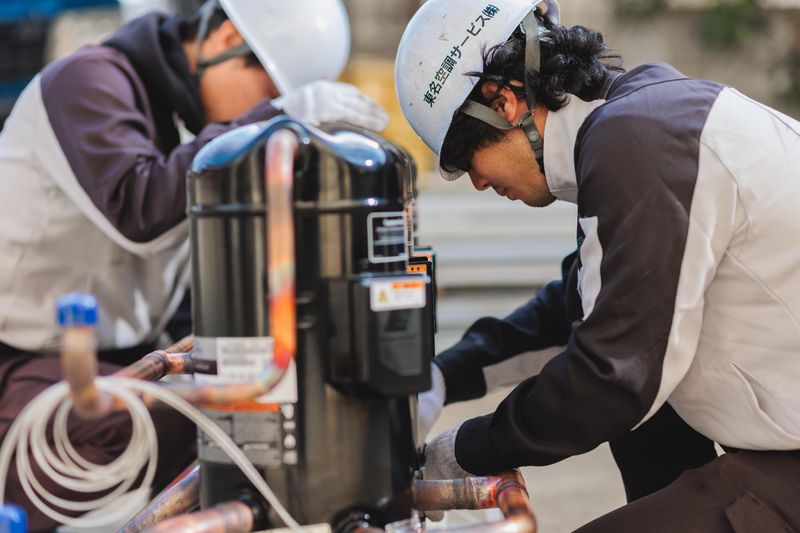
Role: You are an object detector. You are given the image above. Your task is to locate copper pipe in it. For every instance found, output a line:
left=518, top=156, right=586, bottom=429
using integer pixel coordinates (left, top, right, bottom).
left=115, top=351, right=194, bottom=381
left=115, top=336, right=195, bottom=381
left=166, top=335, right=195, bottom=355
left=141, top=500, right=253, bottom=533
left=118, top=462, right=200, bottom=533
left=152, top=130, right=300, bottom=408
left=412, top=475, right=502, bottom=511
left=493, top=470, right=537, bottom=532
left=412, top=470, right=537, bottom=533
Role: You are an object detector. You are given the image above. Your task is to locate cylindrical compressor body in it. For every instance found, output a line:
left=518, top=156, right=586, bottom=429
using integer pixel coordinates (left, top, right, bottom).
left=187, top=118, right=433, bottom=530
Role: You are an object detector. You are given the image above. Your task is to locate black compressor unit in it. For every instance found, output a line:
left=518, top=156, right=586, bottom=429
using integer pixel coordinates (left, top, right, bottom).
left=187, top=117, right=435, bottom=532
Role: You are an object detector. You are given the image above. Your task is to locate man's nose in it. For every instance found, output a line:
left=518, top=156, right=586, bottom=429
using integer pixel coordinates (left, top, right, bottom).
left=469, top=171, right=491, bottom=191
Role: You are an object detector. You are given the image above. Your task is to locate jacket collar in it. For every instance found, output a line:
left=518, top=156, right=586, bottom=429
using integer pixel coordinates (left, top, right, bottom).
left=542, top=96, right=606, bottom=203
left=542, top=70, right=623, bottom=203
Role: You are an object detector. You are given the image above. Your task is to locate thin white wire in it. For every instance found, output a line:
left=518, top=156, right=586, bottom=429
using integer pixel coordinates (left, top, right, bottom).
left=0, top=376, right=301, bottom=531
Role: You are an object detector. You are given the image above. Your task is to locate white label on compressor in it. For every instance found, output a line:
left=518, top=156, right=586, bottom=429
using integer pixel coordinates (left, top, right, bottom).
left=370, top=278, right=426, bottom=311
left=367, top=211, right=408, bottom=264
left=193, top=336, right=297, bottom=403
left=217, top=337, right=274, bottom=380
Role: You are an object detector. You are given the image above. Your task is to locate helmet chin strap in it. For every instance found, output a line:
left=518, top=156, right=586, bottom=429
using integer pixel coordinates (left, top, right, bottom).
left=460, top=8, right=545, bottom=172
left=193, top=0, right=253, bottom=80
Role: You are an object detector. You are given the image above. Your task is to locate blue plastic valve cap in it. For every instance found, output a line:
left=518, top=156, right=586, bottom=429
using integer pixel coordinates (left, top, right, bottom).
left=56, top=292, right=98, bottom=328
left=0, top=504, right=28, bottom=533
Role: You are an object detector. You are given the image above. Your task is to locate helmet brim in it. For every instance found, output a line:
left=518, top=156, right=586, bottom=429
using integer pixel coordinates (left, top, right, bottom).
left=439, top=167, right=466, bottom=181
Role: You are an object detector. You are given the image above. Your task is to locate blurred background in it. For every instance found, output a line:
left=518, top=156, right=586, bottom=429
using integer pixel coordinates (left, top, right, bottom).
left=3, top=0, right=798, bottom=530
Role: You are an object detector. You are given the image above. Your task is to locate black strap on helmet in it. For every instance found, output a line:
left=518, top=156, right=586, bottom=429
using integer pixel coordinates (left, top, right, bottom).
left=193, top=0, right=253, bottom=79
left=460, top=6, right=546, bottom=171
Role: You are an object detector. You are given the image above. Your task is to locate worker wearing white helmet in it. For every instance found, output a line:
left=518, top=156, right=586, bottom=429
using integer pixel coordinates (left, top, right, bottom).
left=398, top=0, right=800, bottom=530
left=193, top=0, right=387, bottom=128
left=0, top=1, right=386, bottom=529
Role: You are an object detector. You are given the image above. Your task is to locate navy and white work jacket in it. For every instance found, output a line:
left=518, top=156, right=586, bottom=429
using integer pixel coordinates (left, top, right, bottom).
left=435, top=63, right=800, bottom=475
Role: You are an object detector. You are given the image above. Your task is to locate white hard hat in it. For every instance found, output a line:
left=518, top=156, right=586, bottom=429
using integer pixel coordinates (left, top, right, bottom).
left=217, top=0, right=351, bottom=94
left=395, top=0, right=558, bottom=163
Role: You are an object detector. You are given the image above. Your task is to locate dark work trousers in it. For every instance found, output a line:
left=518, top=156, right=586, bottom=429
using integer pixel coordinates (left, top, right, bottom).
left=575, top=449, right=800, bottom=532
left=0, top=347, right=197, bottom=532
left=610, top=402, right=718, bottom=502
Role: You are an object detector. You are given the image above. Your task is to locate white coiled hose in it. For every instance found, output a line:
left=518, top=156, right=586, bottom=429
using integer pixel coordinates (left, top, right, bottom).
left=0, top=376, right=301, bottom=531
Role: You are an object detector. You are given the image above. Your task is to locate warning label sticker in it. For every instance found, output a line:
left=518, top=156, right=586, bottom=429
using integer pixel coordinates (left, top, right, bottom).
left=369, top=278, right=426, bottom=312
left=367, top=211, right=408, bottom=264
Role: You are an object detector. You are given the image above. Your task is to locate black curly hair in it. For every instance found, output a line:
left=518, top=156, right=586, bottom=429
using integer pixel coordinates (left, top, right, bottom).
left=439, top=22, right=624, bottom=174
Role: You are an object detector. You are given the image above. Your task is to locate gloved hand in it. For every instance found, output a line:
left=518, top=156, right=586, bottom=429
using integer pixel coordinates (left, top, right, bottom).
left=272, top=80, right=389, bottom=132
left=417, top=362, right=446, bottom=441
left=422, top=425, right=471, bottom=481
left=421, top=424, right=472, bottom=522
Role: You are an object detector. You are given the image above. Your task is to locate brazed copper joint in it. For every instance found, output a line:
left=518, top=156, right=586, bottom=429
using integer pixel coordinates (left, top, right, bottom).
left=412, top=475, right=502, bottom=511
left=494, top=470, right=537, bottom=533
left=412, top=470, right=537, bottom=533
left=115, top=335, right=194, bottom=381
left=118, top=461, right=200, bottom=533
left=140, top=500, right=253, bottom=533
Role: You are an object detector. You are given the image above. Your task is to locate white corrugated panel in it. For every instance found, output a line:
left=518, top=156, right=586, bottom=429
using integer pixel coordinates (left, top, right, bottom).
left=416, top=175, right=577, bottom=289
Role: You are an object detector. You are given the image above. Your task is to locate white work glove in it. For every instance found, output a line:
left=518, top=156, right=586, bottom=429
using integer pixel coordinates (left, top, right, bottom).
left=421, top=424, right=472, bottom=522
left=423, top=425, right=471, bottom=481
left=272, top=80, right=389, bottom=132
left=418, top=362, right=446, bottom=441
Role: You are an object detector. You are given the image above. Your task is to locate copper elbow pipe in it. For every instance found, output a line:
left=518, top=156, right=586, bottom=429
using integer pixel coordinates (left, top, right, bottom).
left=140, top=500, right=253, bottom=533
left=118, top=461, right=200, bottom=533
left=152, top=131, right=300, bottom=408
left=493, top=470, right=537, bottom=533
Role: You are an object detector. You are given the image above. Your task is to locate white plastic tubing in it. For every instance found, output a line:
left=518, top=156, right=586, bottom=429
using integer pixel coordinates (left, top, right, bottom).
left=0, top=376, right=302, bottom=531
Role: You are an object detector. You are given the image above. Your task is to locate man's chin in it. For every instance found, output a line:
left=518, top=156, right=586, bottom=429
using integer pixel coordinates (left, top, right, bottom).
left=523, top=195, right=557, bottom=208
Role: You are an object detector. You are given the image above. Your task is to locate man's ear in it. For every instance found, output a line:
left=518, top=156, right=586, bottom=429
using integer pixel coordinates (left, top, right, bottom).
left=204, top=19, right=246, bottom=54
left=479, top=81, right=528, bottom=125
left=494, top=86, right=527, bottom=125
